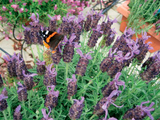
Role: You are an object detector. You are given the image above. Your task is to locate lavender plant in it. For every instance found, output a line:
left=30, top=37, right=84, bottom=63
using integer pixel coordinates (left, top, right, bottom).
left=128, top=0, right=160, bottom=34
left=0, top=9, right=160, bottom=120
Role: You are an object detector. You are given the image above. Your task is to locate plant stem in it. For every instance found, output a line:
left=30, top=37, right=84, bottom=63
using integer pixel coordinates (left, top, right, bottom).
left=77, top=75, right=80, bottom=81
left=22, top=101, right=27, bottom=118
left=89, top=114, right=97, bottom=120
left=3, top=111, right=7, bottom=120
left=78, top=71, right=102, bottom=95
left=28, top=91, right=31, bottom=109
left=92, top=36, right=104, bottom=64
left=30, top=45, right=36, bottom=64
left=36, top=45, right=41, bottom=60
left=65, top=63, right=69, bottom=83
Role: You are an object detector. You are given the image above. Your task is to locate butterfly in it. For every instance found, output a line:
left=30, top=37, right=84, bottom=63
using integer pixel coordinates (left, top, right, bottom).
left=39, top=30, right=64, bottom=54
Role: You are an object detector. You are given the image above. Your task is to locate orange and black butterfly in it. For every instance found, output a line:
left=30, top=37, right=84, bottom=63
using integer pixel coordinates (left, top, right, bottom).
left=39, top=30, right=64, bottom=53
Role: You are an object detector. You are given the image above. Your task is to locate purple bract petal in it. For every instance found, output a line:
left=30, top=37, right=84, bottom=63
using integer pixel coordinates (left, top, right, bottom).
left=36, top=59, right=45, bottom=65
left=76, top=49, right=84, bottom=57
left=22, top=25, right=30, bottom=31
left=73, top=97, right=84, bottom=106
left=0, top=94, right=8, bottom=101
left=47, top=85, right=59, bottom=97
left=69, top=33, right=76, bottom=44
left=85, top=51, right=93, bottom=60
left=15, top=105, right=21, bottom=113
left=74, top=42, right=81, bottom=48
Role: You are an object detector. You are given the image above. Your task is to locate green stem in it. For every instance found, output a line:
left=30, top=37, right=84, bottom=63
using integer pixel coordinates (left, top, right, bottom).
left=70, top=96, right=73, bottom=104
left=65, top=63, right=69, bottom=83
left=92, top=36, right=104, bottom=64
left=30, top=45, right=36, bottom=64
left=22, top=101, right=27, bottom=118
left=78, top=71, right=102, bottom=95
left=36, top=45, right=41, bottom=60
left=89, top=114, right=97, bottom=120
left=77, top=75, right=80, bottom=81
left=3, top=111, right=7, bottom=120
left=28, top=91, right=31, bottom=109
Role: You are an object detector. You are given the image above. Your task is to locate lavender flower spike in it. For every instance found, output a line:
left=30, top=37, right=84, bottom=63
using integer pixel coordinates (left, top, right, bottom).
left=110, top=72, right=125, bottom=90
left=139, top=101, right=155, bottom=120
left=41, top=107, right=54, bottom=120
left=66, top=74, right=77, bottom=83
left=46, top=64, right=57, bottom=77
left=76, top=49, right=93, bottom=60
left=0, top=90, right=8, bottom=111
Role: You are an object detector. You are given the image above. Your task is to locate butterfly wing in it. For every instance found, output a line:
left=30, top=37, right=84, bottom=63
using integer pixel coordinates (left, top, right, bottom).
left=48, top=34, right=64, bottom=50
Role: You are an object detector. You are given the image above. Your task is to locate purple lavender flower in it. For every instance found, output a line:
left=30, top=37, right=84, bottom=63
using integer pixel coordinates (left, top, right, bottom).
left=90, top=10, right=104, bottom=29
left=77, top=12, right=85, bottom=29
left=123, top=101, right=155, bottom=120
left=135, top=32, right=152, bottom=63
left=29, top=13, right=42, bottom=44
left=16, top=53, right=27, bottom=80
left=69, top=97, right=85, bottom=120
left=107, top=51, right=132, bottom=78
left=0, top=88, right=8, bottom=111
left=36, top=59, right=46, bottom=75
left=84, top=11, right=93, bottom=31
left=63, top=34, right=81, bottom=63
left=0, top=75, right=3, bottom=87
left=60, top=14, right=76, bottom=36
left=105, top=28, right=116, bottom=47
left=142, top=51, right=160, bottom=69
left=75, top=49, right=93, bottom=76
left=102, top=16, right=117, bottom=35
left=123, top=27, right=135, bottom=39
left=17, top=82, right=28, bottom=101
left=87, top=25, right=103, bottom=48
left=22, top=25, right=31, bottom=44
left=66, top=74, right=77, bottom=100
left=102, top=72, right=125, bottom=98
left=13, top=105, right=22, bottom=120
left=3, top=53, right=17, bottom=77
left=41, top=107, right=53, bottom=120
left=45, top=85, right=59, bottom=109
left=51, top=46, right=62, bottom=65
left=140, top=58, right=160, bottom=82
left=29, top=13, right=39, bottom=26
left=48, top=14, right=57, bottom=32
left=94, top=90, right=123, bottom=116
left=22, top=70, right=37, bottom=90
left=44, top=64, right=57, bottom=86
left=100, top=48, right=116, bottom=72
left=1, top=88, right=8, bottom=97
